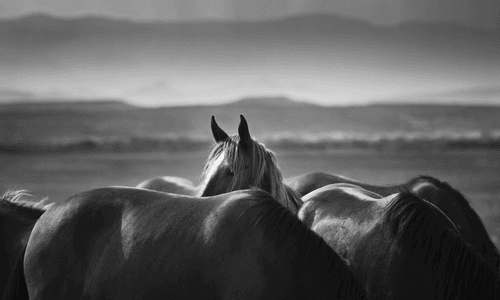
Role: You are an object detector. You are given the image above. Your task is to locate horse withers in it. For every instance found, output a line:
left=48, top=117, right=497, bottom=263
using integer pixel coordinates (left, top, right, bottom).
left=0, top=190, right=51, bottom=300
left=298, top=184, right=499, bottom=300
left=23, top=187, right=366, bottom=299
left=287, top=172, right=500, bottom=272
left=138, top=115, right=302, bottom=213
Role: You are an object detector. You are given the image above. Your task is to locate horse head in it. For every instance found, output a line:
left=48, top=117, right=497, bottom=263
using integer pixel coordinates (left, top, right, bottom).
left=200, top=115, right=302, bottom=213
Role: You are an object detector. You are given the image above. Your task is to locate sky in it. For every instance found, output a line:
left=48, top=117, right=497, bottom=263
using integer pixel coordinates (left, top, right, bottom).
left=0, top=0, right=499, bottom=106
left=1, top=0, right=499, bottom=29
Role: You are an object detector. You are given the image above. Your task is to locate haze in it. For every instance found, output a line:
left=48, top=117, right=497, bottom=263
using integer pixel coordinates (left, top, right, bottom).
left=0, top=0, right=499, bottom=106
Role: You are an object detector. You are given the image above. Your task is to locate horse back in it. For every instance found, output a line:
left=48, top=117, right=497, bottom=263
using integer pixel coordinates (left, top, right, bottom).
left=298, top=184, right=385, bottom=255
left=136, top=176, right=198, bottom=195
left=286, top=172, right=401, bottom=197
left=24, top=187, right=317, bottom=299
left=286, top=172, right=340, bottom=196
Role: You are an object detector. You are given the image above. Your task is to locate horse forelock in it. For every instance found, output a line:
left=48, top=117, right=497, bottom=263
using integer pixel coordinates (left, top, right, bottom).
left=243, top=194, right=366, bottom=299
left=383, top=191, right=500, bottom=298
left=202, top=135, right=302, bottom=212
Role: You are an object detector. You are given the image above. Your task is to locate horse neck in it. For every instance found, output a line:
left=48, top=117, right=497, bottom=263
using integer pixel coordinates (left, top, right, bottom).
left=1, top=200, right=45, bottom=225
left=0, top=200, right=45, bottom=275
left=412, top=180, right=500, bottom=265
left=408, top=230, right=500, bottom=299
left=384, top=195, right=499, bottom=298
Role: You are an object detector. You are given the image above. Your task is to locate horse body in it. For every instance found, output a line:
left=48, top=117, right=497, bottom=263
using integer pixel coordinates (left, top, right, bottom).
left=298, top=184, right=500, bottom=299
left=289, top=171, right=500, bottom=271
left=24, top=187, right=366, bottom=300
left=0, top=191, right=48, bottom=300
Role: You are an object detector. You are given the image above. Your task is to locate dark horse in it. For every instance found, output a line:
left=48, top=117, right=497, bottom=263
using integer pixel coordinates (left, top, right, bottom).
left=298, top=184, right=500, bottom=299
left=138, top=115, right=302, bottom=213
left=287, top=172, right=500, bottom=271
left=22, top=187, right=366, bottom=299
left=0, top=190, right=50, bottom=300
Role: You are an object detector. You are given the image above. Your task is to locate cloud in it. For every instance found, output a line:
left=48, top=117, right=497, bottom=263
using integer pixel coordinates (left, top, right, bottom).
left=434, top=85, right=500, bottom=101
left=127, top=80, right=178, bottom=95
left=122, top=80, right=186, bottom=106
left=0, top=88, right=35, bottom=100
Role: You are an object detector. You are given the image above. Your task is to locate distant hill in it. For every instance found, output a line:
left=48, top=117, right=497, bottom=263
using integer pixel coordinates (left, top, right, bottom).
left=2, top=13, right=498, bottom=41
left=1, top=13, right=497, bottom=59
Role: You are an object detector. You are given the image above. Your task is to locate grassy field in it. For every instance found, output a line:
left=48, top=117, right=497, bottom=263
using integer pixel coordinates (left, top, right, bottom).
left=1, top=148, right=499, bottom=248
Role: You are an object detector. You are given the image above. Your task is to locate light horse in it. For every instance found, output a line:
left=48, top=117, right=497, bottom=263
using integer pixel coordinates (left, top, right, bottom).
left=287, top=172, right=500, bottom=272
left=22, top=187, right=367, bottom=299
left=298, top=184, right=500, bottom=300
left=138, top=115, right=302, bottom=213
left=0, top=190, right=51, bottom=300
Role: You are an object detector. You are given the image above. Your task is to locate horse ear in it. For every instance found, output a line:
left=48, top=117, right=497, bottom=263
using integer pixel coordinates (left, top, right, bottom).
left=238, top=115, right=251, bottom=147
left=211, top=116, right=229, bottom=142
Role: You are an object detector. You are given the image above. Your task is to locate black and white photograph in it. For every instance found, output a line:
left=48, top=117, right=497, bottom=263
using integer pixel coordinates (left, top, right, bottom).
left=1, top=0, right=500, bottom=298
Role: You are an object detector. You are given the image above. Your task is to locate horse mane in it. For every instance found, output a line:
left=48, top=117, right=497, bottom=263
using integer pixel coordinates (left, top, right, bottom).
left=383, top=191, right=500, bottom=299
left=242, top=189, right=366, bottom=299
left=1, top=189, right=49, bottom=212
left=409, top=175, right=500, bottom=263
left=202, top=135, right=303, bottom=212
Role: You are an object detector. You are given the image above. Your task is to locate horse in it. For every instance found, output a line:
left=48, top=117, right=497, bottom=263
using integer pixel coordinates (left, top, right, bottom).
left=286, top=172, right=406, bottom=197
left=0, top=190, right=50, bottom=300
left=22, top=187, right=367, bottom=299
left=138, top=115, right=302, bottom=213
left=287, top=172, right=500, bottom=272
left=298, top=184, right=500, bottom=299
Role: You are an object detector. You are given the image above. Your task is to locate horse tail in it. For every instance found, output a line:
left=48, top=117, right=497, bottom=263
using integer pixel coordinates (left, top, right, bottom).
left=2, top=246, right=29, bottom=300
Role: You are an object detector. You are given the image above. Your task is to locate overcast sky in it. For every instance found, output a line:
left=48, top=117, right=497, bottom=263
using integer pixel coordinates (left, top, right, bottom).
left=1, top=0, right=499, bottom=29
left=1, top=0, right=499, bottom=106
